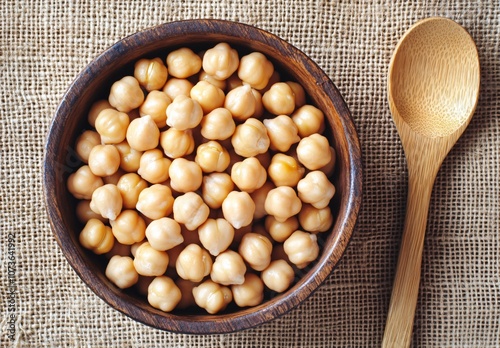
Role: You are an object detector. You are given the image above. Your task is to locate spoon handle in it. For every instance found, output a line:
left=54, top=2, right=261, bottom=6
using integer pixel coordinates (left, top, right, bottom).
left=382, top=170, right=436, bottom=348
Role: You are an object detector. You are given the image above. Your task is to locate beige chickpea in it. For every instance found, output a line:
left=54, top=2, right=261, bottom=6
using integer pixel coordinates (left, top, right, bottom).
left=221, top=191, right=255, bottom=229
left=238, top=232, right=273, bottom=271
left=202, top=42, right=239, bottom=80
left=319, top=146, right=336, bottom=177
left=87, top=144, right=120, bottom=177
left=76, top=200, right=107, bottom=223
left=210, top=250, right=246, bottom=285
left=133, top=241, right=169, bottom=276
left=198, top=218, right=234, bottom=256
left=89, top=184, right=122, bottom=220
left=231, top=118, right=270, bottom=158
left=232, top=273, right=264, bottom=307
left=108, top=76, right=144, bottom=112
left=139, top=90, right=171, bottom=127
left=199, top=70, right=226, bottom=90
left=265, top=215, right=299, bottom=243
left=114, top=141, right=143, bottom=173
left=190, top=81, right=225, bottom=114
left=231, top=157, right=267, bottom=193
left=166, top=47, right=202, bottom=78
left=166, top=95, right=203, bottom=130
left=200, top=108, right=236, bottom=141
left=264, top=186, right=302, bottom=223
left=175, top=244, right=212, bottom=282
left=67, top=165, right=104, bottom=200
left=79, top=218, right=114, bottom=254
left=169, top=158, right=202, bottom=193
left=261, top=259, right=295, bottom=292
left=134, top=57, right=168, bottom=91
left=195, top=141, right=230, bottom=173
left=193, top=279, right=232, bottom=314
left=283, top=230, right=319, bottom=269
left=286, top=81, right=306, bottom=108
left=297, top=171, right=335, bottom=209
left=137, top=149, right=171, bottom=184
left=136, top=184, right=174, bottom=220
left=87, top=99, right=112, bottom=128
left=201, top=172, right=234, bottom=209
left=173, top=192, right=210, bottom=231
left=224, top=84, right=256, bottom=121
left=105, top=255, right=139, bottom=289
left=250, top=181, right=275, bottom=219
left=291, top=104, right=325, bottom=138
left=263, top=115, right=300, bottom=152
left=162, top=78, right=194, bottom=100
left=238, top=52, right=274, bottom=90
left=125, top=115, right=160, bottom=152
left=298, top=204, right=333, bottom=233
left=296, top=133, right=332, bottom=170
left=109, top=209, right=146, bottom=245
left=95, top=108, right=130, bottom=144
left=75, top=130, right=101, bottom=163
left=267, top=153, right=305, bottom=187
left=145, top=217, right=183, bottom=251
left=148, top=276, right=182, bottom=312
left=262, top=82, right=296, bottom=116
left=116, top=173, right=148, bottom=209
left=160, top=128, right=195, bottom=159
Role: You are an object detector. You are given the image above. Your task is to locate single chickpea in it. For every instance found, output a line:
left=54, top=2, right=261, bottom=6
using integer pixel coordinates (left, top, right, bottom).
left=145, top=217, right=183, bottom=251
left=133, top=241, right=170, bottom=276
left=210, top=250, right=246, bottom=285
left=105, top=255, right=139, bottom=289
left=231, top=157, right=267, bottom=193
left=231, top=273, right=264, bottom=307
left=108, top=76, right=144, bottom=112
left=67, top=165, right=104, bottom=200
left=291, top=104, right=325, bottom=138
left=137, top=149, right=171, bottom=184
left=200, top=108, right=236, bottom=141
left=199, top=70, right=226, bottom=90
left=198, top=218, right=234, bottom=256
left=193, top=279, right=232, bottom=314
left=238, top=232, right=273, bottom=271
left=221, top=191, right=255, bottom=229
left=231, top=118, right=270, bottom=157
left=263, top=115, right=300, bottom=152
left=79, top=218, right=114, bottom=255
left=264, top=186, right=302, bottom=223
left=162, top=78, right=194, bottom=100
left=261, top=259, right=295, bottom=293
left=319, top=146, right=337, bottom=177
left=95, top=108, right=130, bottom=144
left=148, top=276, right=182, bottom=312
left=250, top=181, right=275, bottom=219
left=267, top=153, right=305, bottom=187
left=238, top=52, right=274, bottom=90
left=265, top=215, right=299, bottom=243
left=136, top=184, right=174, bottom=220
left=298, top=204, right=333, bottom=233
left=224, top=84, right=256, bottom=121
left=202, top=42, right=239, bottom=80
left=173, top=192, right=210, bottom=231
left=201, top=172, right=234, bottom=209
left=114, top=141, right=143, bottom=173
left=126, top=115, right=160, bottom=152
left=286, top=81, right=306, bottom=108
left=190, top=81, right=225, bottom=114
left=159, top=128, right=194, bottom=159
left=262, top=82, right=296, bottom=115
left=87, top=99, right=112, bottom=128
left=116, top=173, right=148, bottom=209
left=75, top=130, right=101, bottom=163
left=76, top=200, right=107, bottom=223
left=297, top=171, right=335, bottom=209
left=139, top=90, right=171, bottom=127
left=296, top=133, right=332, bottom=170
left=134, top=57, right=168, bottom=91
left=169, top=158, right=202, bottom=193
left=283, top=230, right=320, bottom=269
left=89, top=184, right=122, bottom=220
left=175, top=278, right=197, bottom=309
left=166, top=95, right=203, bottom=130
left=195, top=141, right=230, bottom=173
left=87, top=144, right=121, bottom=177
left=175, top=244, right=212, bottom=282
left=166, top=47, right=202, bottom=78
left=109, top=209, right=146, bottom=245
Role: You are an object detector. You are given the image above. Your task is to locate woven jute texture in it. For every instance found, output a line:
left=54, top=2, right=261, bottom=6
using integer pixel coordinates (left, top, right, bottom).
left=1, top=0, right=499, bottom=347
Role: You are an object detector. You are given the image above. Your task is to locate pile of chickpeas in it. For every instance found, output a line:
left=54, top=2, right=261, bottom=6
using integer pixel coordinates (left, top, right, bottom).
left=67, top=42, right=336, bottom=314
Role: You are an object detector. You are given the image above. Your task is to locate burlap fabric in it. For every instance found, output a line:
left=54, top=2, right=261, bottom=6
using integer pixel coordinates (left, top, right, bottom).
left=1, top=0, right=498, bottom=347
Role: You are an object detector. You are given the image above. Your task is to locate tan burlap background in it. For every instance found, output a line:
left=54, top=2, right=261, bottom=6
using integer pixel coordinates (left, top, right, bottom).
left=1, top=0, right=499, bottom=347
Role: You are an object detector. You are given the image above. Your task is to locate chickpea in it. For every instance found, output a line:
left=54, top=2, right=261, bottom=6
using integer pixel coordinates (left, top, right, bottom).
left=262, top=82, right=296, bottom=115
left=201, top=172, right=234, bottom=209
left=137, top=149, right=171, bottom=184
left=193, top=279, right=232, bottom=314
left=175, top=244, right=212, bottom=282
left=133, top=241, right=169, bottom=276
left=283, top=230, right=319, bottom=269
left=89, top=184, right=122, bottom=220
left=296, top=133, right=332, bottom=170
left=198, top=218, right=234, bottom=256
left=173, top=192, right=210, bottom=231
left=231, top=157, right=267, bottom=193
left=267, top=153, right=304, bottom=187
left=75, top=130, right=101, bottom=163
left=166, top=47, right=202, bottom=78
left=286, top=81, right=306, bottom=108
left=291, top=104, right=325, bottom=138
left=297, top=171, right=335, bottom=209
left=87, top=144, right=120, bottom=177
left=169, top=158, right=202, bottom=193
left=109, top=209, right=146, bottom=245
left=148, top=276, right=182, bottom=312
left=238, top=52, right=274, bottom=90
left=195, top=141, right=230, bottom=173
left=200, top=108, right=236, bottom=141
left=190, top=81, right=225, bottom=114
left=108, top=76, right=144, bottom=112
left=264, top=186, right=302, bottom=223
left=116, top=173, right=148, bottom=209
left=136, top=184, right=174, bottom=220
left=134, top=57, right=168, bottom=91
left=162, top=78, right=194, bottom=100
left=145, top=217, right=184, bottom=251
left=139, top=90, right=171, bottom=127
left=319, top=146, right=336, bottom=177
left=202, top=42, right=239, bottom=80
left=231, top=273, right=264, bottom=307
left=87, top=99, right=112, bottom=128
left=79, top=218, right=114, bottom=254
left=166, top=95, right=203, bottom=131
left=238, top=232, right=273, bottom=271
left=210, top=250, right=246, bottom=285
left=250, top=181, right=275, bottom=219
left=199, top=70, right=226, bottom=90
left=224, top=84, right=256, bottom=121
left=298, top=204, right=333, bottom=233
left=263, top=115, right=300, bottom=152
left=126, top=115, right=160, bottom=152
left=158, top=128, right=193, bottom=159
left=105, top=255, right=139, bottom=289
left=67, top=165, right=104, bottom=200
left=265, top=215, right=299, bottom=243
left=231, top=118, right=270, bottom=158
left=221, top=191, right=255, bottom=229
left=76, top=200, right=107, bottom=223
left=114, top=141, right=143, bottom=173
left=95, top=108, right=130, bottom=144
left=261, top=259, right=295, bottom=293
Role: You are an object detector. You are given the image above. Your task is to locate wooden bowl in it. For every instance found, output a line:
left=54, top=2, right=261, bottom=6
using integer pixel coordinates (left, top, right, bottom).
left=43, top=19, right=362, bottom=334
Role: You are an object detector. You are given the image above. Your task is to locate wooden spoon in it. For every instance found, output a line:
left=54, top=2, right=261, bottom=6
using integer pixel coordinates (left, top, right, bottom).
left=382, top=17, right=480, bottom=347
